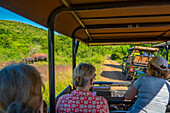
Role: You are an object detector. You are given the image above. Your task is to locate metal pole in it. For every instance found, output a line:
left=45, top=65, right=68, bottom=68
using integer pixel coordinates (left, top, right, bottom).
left=48, top=25, right=55, bottom=113
left=72, top=38, right=76, bottom=71
left=166, top=41, right=169, bottom=61
left=75, top=41, right=79, bottom=55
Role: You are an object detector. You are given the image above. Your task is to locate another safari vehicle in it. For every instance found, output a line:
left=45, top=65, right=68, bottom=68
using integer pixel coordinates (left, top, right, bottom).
left=122, top=46, right=159, bottom=80
left=1, top=0, right=170, bottom=112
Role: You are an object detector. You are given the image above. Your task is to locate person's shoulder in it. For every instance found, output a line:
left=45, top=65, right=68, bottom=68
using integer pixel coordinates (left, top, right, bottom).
left=58, top=93, right=70, bottom=101
left=96, top=96, right=108, bottom=102
left=137, top=75, right=146, bottom=80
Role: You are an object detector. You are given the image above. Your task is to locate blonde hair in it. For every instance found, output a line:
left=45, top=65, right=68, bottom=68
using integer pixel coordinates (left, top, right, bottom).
left=147, top=62, right=169, bottom=79
left=72, top=63, right=95, bottom=88
left=0, top=63, right=43, bottom=111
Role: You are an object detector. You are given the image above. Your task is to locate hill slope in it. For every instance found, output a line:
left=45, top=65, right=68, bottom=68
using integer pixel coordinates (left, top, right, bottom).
left=0, top=20, right=112, bottom=65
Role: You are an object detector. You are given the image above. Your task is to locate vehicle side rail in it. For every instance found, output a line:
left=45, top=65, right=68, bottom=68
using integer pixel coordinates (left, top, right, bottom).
left=110, top=111, right=128, bottom=113
left=108, top=100, right=170, bottom=105
left=108, top=100, right=135, bottom=105
left=55, top=85, right=72, bottom=103
left=93, top=86, right=111, bottom=91
left=93, top=81, right=131, bottom=86
left=132, top=64, right=147, bottom=67
left=96, top=90, right=111, bottom=97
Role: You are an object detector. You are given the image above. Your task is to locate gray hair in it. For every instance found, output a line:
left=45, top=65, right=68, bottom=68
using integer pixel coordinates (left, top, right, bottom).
left=0, top=63, right=43, bottom=111
left=72, top=63, right=96, bottom=87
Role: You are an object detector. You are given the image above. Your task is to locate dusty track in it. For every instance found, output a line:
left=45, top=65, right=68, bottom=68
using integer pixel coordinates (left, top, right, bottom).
left=98, top=56, right=129, bottom=90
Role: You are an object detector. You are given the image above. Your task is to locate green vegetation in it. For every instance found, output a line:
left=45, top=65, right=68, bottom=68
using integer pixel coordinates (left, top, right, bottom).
left=0, top=20, right=111, bottom=105
left=111, top=45, right=130, bottom=63
left=0, top=20, right=111, bottom=65
left=1, top=20, right=169, bottom=105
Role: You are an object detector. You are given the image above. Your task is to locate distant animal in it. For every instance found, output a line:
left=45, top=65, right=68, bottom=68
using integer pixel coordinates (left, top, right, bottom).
left=23, top=57, right=34, bottom=64
left=31, top=53, right=48, bottom=62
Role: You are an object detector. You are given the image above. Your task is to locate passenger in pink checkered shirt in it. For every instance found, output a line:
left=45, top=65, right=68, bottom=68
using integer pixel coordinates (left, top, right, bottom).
left=56, top=63, right=109, bottom=113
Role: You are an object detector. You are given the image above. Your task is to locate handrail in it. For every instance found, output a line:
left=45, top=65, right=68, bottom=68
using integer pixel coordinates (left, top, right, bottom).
left=93, top=81, right=131, bottom=86
left=55, top=85, right=72, bottom=103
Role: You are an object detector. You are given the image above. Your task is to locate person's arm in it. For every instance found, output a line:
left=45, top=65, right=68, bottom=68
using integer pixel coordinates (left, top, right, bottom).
left=125, top=76, right=144, bottom=100
left=125, top=85, right=137, bottom=100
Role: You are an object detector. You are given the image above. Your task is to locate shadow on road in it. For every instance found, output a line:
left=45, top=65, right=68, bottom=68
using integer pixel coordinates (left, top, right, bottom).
left=101, top=71, right=128, bottom=82
left=103, top=64, right=122, bottom=70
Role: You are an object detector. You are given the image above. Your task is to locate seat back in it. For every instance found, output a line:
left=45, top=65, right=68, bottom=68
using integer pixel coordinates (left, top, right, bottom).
left=133, top=55, right=141, bottom=62
left=133, top=55, right=141, bottom=64
left=141, top=56, right=149, bottom=65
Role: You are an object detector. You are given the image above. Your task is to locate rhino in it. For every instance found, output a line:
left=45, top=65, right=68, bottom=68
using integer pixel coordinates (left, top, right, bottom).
left=31, top=53, right=48, bottom=62
left=23, top=57, right=34, bottom=64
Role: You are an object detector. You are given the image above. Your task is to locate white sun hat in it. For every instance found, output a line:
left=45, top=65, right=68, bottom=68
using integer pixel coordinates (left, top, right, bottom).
left=149, top=56, right=168, bottom=70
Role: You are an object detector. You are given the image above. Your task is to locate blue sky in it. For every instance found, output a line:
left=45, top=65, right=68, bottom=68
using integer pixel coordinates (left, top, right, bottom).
left=0, top=6, right=48, bottom=30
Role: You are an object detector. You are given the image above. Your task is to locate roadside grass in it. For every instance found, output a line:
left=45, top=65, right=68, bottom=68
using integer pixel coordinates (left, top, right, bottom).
left=0, top=55, right=105, bottom=106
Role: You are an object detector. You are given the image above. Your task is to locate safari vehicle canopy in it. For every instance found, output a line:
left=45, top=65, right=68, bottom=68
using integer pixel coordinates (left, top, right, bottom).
left=152, top=41, right=170, bottom=61
left=128, top=46, right=159, bottom=52
left=1, top=0, right=170, bottom=112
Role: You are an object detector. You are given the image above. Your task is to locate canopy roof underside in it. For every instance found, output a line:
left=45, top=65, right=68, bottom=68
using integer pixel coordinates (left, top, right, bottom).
left=128, top=46, right=159, bottom=51
left=152, top=41, right=170, bottom=48
left=1, top=0, right=170, bottom=46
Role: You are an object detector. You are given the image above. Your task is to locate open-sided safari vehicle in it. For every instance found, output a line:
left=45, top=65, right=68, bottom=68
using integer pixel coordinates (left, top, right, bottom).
left=1, top=0, right=170, bottom=112
left=122, top=46, right=159, bottom=80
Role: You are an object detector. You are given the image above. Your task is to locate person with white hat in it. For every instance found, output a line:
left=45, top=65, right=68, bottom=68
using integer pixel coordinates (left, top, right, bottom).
left=125, top=56, right=170, bottom=113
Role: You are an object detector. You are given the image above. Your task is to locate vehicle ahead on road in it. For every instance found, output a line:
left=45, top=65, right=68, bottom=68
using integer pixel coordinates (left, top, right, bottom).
left=1, top=0, right=170, bottom=112
left=122, top=46, right=159, bottom=80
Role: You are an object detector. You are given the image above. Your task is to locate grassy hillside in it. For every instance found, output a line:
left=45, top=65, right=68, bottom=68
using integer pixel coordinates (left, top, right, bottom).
left=0, top=20, right=112, bottom=65
left=0, top=20, right=114, bottom=105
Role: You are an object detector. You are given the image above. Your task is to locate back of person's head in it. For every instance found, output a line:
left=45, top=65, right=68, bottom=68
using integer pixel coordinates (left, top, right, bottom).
left=6, top=102, right=36, bottom=113
left=0, top=63, right=43, bottom=112
left=147, top=56, right=169, bottom=79
left=72, top=63, right=96, bottom=88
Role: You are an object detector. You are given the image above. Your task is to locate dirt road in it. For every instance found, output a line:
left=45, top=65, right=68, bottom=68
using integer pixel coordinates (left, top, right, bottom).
left=98, top=56, right=129, bottom=90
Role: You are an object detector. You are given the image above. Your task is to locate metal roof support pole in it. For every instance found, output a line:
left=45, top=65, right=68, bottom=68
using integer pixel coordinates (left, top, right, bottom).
left=72, top=39, right=79, bottom=71
left=47, top=6, right=69, bottom=113
left=166, top=41, right=169, bottom=61
left=72, top=38, right=76, bottom=71
left=48, top=24, right=55, bottom=113
left=167, top=47, right=169, bottom=61
left=72, top=40, right=79, bottom=90
left=75, top=41, right=79, bottom=55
